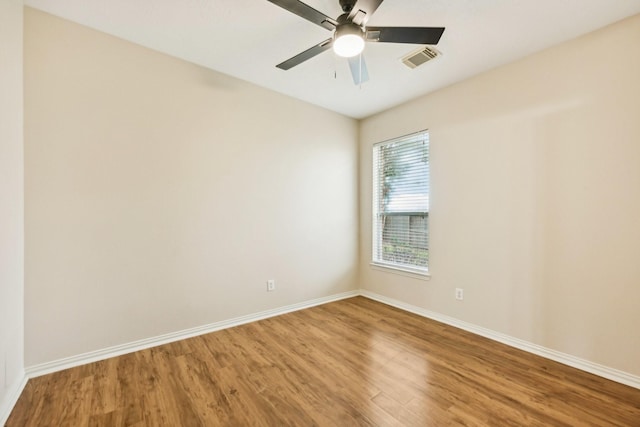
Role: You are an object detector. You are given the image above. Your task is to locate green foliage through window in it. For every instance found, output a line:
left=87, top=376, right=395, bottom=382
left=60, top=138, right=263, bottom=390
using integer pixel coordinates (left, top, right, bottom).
left=373, top=131, right=429, bottom=272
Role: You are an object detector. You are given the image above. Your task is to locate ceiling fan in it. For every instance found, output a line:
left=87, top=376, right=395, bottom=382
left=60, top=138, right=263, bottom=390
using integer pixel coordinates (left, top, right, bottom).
left=266, top=0, right=445, bottom=84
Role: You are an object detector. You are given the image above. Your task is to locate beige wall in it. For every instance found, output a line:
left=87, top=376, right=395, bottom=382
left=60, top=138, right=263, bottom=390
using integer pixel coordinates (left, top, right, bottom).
left=360, top=15, right=640, bottom=376
left=24, top=8, right=358, bottom=366
left=0, top=0, right=25, bottom=416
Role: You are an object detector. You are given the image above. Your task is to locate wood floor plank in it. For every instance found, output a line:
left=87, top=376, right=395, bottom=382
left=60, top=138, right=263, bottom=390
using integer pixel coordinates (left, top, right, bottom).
left=7, top=296, right=640, bottom=426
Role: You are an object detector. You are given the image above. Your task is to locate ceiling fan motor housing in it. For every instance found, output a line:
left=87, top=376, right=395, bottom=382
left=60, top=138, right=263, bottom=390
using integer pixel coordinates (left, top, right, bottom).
left=335, top=21, right=364, bottom=39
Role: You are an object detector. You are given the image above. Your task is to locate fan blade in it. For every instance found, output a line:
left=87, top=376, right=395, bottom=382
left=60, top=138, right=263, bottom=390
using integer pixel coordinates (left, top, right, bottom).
left=276, top=39, right=333, bottom=70
left=267, top=0, right=337, bottom=30
left=348, top=54, right=369, bottom=85
left=366, top=26, right=445, bottom=44
left=348, top=0, right=384, bottom=26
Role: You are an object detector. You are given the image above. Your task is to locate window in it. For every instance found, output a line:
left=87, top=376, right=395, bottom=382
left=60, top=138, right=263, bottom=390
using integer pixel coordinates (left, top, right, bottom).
left=372, top=131, right=429, bottom=274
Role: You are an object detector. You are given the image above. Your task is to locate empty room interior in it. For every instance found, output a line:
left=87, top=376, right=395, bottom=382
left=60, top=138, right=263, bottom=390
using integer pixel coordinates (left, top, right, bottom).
left=2, top=0, right=640, bottom=425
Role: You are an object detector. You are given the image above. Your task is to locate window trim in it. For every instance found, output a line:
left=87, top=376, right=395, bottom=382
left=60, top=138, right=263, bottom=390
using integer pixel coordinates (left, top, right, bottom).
left=369, top=262, right=431, bottom=279
left=371, top=130, right=430, bottom=276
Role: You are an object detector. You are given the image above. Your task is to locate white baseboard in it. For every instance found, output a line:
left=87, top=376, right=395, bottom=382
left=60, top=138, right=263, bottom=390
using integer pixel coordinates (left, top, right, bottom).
left=26, top=290, right=359, bottom=378
left=0, top=371, right=28, bottom=426
left=18, top=286, right=640, bottom=409
left=359, top=289, right=640, bottom=390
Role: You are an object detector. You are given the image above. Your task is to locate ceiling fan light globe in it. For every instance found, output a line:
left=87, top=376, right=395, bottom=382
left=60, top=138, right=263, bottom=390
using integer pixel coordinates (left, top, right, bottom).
left=333, top=22, right=365, bottom=57
left=334, top=34, right=365, bottom=57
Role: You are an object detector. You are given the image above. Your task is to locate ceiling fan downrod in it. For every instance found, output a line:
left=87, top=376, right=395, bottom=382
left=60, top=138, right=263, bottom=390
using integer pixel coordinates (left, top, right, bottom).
left=339, top=0, right=357, bottom=13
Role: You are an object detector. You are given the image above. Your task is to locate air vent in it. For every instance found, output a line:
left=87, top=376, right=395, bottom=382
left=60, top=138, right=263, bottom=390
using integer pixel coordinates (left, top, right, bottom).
left=401, top=46, right=441, bottom=69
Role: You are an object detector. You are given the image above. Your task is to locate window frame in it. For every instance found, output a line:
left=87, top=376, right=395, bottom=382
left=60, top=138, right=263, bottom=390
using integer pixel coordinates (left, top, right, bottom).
left=371, top=130, right=430, bottom=277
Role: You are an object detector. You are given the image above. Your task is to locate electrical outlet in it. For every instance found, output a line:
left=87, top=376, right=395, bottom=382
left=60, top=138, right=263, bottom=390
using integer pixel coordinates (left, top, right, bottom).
left=455, top=288, right=464, bottom=301
left=267, top=280, right=276, bottom=292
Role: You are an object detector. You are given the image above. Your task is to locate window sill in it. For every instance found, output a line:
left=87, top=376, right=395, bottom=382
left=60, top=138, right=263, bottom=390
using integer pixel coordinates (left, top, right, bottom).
left=369, top=262, right=431, bottom=280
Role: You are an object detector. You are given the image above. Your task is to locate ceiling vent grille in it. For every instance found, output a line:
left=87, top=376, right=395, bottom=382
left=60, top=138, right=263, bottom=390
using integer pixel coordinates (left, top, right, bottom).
left=401, top=46, right=441, bottom=69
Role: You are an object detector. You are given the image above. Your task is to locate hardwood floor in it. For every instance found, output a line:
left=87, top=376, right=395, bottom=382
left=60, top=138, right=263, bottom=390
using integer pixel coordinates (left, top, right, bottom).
left=8, top=297, right=640, bottom=426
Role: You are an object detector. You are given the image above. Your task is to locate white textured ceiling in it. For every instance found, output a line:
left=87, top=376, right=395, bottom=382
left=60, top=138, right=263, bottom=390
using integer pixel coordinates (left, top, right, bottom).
left=23, top=0, right=640, bottom=118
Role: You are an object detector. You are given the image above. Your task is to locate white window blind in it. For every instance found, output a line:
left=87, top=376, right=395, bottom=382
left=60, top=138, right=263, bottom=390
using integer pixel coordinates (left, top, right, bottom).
left=372, top=131, right=429, bottom=273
